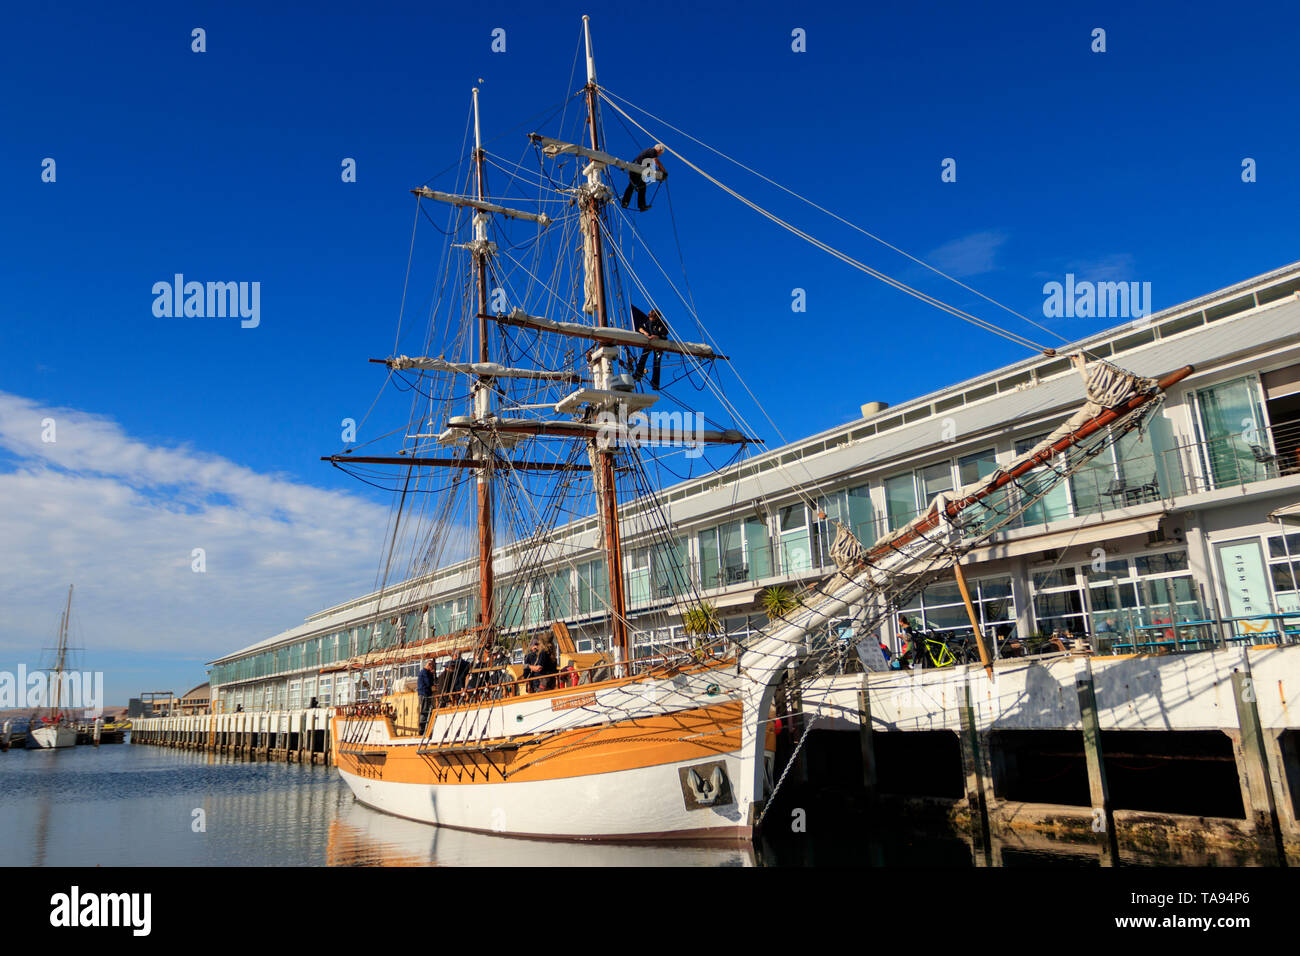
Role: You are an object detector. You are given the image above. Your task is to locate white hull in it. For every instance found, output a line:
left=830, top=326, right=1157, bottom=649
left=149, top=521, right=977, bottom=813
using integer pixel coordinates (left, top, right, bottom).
left=330, top=795, right=756, bottom=865
left=28, top=724, right=78, bottom=749
left=337, top=749, right=754, bottom=842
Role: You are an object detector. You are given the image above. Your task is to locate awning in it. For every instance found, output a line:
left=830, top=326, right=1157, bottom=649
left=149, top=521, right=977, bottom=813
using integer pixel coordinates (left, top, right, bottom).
left=964, top=512, right=1165, bottom=563
left=1269, top=501, right=1300, bottom=526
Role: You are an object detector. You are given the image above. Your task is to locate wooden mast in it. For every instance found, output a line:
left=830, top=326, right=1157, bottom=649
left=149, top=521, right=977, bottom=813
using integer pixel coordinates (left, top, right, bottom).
left=581, top=16, right=630, bottom=665
left=472, top=87, right=496, bottom=645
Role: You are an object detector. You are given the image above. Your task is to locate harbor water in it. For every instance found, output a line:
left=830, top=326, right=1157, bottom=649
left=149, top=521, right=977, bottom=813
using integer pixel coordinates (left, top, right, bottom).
left=0, top=738, right=1275, bottom=866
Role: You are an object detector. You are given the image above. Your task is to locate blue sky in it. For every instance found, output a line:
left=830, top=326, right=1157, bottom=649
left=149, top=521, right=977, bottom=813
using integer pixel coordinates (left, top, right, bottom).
left=2, top=0, right=1298, bottom=704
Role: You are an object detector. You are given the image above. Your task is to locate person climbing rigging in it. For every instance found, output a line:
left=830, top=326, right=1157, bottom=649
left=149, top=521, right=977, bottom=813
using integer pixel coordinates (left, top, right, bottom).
left=621, top=144, right=667, bottom=211
left=631, top=305, right=669, bottom=389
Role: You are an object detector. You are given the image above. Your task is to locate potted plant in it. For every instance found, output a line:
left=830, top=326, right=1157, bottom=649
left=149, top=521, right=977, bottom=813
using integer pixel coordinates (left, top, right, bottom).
left=682, top=601, right=720, bottom=637
left=760, top=585, right=799, bottom=620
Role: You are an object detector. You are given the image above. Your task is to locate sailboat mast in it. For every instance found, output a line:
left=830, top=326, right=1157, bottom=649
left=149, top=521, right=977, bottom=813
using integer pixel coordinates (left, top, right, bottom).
left=52, top=584, right=72, bottom=719
left=472, top=87, right=496, bottom=642
left=581, top=16, right=630, bottom=664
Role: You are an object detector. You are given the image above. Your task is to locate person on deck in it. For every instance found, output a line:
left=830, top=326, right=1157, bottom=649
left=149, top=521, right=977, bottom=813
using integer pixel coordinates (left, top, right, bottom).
left=898, top=615, right=923, bottom=669
left=621, top=144, right=667, bottom=211
left=523, top=637, right=558, bottom=693
left=631, top=305, right=669, bottom=389
left=417, top=660, right=437, bottom=732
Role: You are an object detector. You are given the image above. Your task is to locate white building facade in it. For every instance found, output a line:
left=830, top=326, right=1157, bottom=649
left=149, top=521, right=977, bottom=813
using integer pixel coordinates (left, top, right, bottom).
left=208, top=262, right=1300, bottom=713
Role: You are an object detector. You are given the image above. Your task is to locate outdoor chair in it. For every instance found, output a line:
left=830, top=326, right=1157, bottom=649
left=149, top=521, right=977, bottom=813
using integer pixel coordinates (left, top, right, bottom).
left=1251, top=444, right=1281, bottom=479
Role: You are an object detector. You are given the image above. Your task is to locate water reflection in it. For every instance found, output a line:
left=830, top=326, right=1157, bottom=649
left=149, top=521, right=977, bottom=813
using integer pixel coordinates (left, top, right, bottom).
left=326, top=799, right=756, bottom=867
left=0, top=743, right=1282, bottom=866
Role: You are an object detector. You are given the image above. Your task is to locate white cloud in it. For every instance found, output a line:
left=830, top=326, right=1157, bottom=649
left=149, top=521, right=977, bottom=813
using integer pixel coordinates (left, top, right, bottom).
left=924, top=230, right=1007, bottom=278
left=1063, top=253, right=1138, bottom=283
left=0, top=391, right=394, bottom=664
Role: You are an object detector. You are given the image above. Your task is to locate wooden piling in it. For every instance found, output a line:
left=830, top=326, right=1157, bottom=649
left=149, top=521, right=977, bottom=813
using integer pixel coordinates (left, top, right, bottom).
left=1230, top=669, right=1285, bottom=863
left=857, top=684, right=877, bottom=804
left=958, top=682, right=992, bottom=864
left=1076, top=665, right=1119, bottom=865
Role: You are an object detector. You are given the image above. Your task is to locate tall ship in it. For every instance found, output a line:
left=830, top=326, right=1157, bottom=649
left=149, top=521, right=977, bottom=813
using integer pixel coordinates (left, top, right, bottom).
left=29, top=585, right=79, bottom=750
left=325, top=16, right=1191, bottom=841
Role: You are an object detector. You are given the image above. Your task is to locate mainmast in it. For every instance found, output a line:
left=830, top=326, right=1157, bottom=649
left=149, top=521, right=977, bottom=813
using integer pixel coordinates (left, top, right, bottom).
left=51, top=584, right=72, bottom=720
left=472, top=87, right=496, bottom=644
left=580, top=16, right=630, bottom=666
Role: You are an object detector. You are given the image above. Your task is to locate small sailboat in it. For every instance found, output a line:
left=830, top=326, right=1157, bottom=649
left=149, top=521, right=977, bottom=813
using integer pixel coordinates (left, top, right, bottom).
left=324, top=15, right=1192, bottom=841
left=29, top=585, right=79, bottom=750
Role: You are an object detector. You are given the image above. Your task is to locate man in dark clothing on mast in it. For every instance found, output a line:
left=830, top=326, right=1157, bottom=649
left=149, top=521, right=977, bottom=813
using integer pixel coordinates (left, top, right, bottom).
left=631, top=305, right=669, bottom=389
left=621, top=144, right=667, bottom=211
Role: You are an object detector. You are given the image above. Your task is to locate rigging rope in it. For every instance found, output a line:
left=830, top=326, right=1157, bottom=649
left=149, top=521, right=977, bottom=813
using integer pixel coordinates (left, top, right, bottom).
left=598, top=90, right=1051, bottom=355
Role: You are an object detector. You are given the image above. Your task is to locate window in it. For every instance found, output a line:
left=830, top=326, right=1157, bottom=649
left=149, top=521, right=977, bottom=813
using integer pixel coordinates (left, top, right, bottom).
left=899, top=574, right=1016, bottom=642
left=1029, top=566, right=1086, bottom=635
left=432, top=596, right=469, bottom=635
left=653, top=539, right=689, bottom=597
left=698, top=517, right=772, bottom=586
left=957, top=448, right=996, bottom=487
left=884, top=474, right=916, bottom=531
left=577, top=558, right=608, bottom=615
left=546, top=568, right=572, bottom=619
left=1267, top=533, right=1300, bottom=615
left=816, top=484, right=875, bottom=562
left=1196, top=376, right=1267, bottom=488
left=1086, top=549, right=1201, bottom=644
left=1015, top=435, right=1071, bottom=526
left=884, top=462, right=955, bottom=532
left=625, top=548, right=652, bottom=607
left=778, top=503, right=815, bottom=574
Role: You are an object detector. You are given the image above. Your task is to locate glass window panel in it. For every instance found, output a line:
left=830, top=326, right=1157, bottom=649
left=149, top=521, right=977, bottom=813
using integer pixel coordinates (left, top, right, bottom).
left=547, top=569, right=572, bottom=619
left=922, top=580, right=962, bottom=606
left=780, top=503, right=806, bottom=531
left=721, top=521, right=745, bottom=581
left=957, top=448, right=997, bottom=486
left=845, top=485, right=875, bottom=545
left=779, top=505, right=812, bottom=574
left=1015, top=435, right=1072, bottom=525
left=1087, top=559, right=1130, bottom=582
left=653, top=539, right=688, bottom=597
left=1032, top=567, right=1077, bottom=589
left=1071, top=432, right=1117, bottom=516
left=884, top=474, right=916, bottom=531
left=1114, top=426, right=1157, bottom=491
left=921, top=462, right=953, bottom=501
left=744, top=517, right=772, bottom=579
left=1269, top=535, right=1287, bottom=559
left=1196, top=376, right=1265, bottom=488
left=698, top=528, right=720, bottom=586
left=1271, top=562, right=1295, bottom=593
left=919, top=605, right=969, bottom=629
left=978, top=576, right=1012, bottom=599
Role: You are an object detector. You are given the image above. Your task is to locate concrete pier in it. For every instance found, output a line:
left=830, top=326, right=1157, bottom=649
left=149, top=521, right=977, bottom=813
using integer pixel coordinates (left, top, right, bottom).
left=800, top=644, right=1300, bottom=859
left=130, top=709, right=333, bottom=765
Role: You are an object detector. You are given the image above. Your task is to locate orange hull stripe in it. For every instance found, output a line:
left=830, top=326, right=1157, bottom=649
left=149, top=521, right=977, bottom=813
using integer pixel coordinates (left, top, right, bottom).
left=333, top=701, right=754, bottom=786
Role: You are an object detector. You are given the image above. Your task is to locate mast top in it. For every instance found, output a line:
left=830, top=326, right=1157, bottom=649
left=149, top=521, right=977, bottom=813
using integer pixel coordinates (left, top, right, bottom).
left=583, top=15, right=597, bottom=86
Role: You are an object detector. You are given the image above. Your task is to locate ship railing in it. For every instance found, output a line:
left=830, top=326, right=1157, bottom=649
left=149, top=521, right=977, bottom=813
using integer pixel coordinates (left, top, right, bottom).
left=392, top=645, right=727, bottom=717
